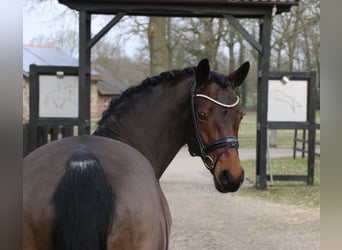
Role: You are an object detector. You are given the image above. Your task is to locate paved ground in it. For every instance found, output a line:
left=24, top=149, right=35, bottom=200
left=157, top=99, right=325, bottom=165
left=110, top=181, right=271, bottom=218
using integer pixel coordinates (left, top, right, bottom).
left=160, top=148, right=320, bottom=250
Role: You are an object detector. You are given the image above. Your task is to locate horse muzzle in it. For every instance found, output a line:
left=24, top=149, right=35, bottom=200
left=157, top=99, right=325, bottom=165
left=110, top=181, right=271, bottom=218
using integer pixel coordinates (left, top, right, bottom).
left=211, top=147, right=244, bottom=193
left=214, top=169, right=244, bottom=193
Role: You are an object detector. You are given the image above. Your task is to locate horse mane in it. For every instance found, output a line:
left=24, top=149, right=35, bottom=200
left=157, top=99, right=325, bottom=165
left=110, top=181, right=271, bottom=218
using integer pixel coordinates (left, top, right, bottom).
left=93, top=66, right=230, bottom=137
left=95, top=66, right=195, bottom=129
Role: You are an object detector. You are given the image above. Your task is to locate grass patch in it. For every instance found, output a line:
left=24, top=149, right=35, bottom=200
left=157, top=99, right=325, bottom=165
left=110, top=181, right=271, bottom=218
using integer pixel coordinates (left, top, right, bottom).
left=239, top=157, right=320, bottom=208
left=239, top=111, right=320, bottom=149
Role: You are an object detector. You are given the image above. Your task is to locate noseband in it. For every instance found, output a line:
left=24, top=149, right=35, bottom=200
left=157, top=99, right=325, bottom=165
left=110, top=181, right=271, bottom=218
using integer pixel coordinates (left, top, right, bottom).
left=190, top=77, right=240, bottom=172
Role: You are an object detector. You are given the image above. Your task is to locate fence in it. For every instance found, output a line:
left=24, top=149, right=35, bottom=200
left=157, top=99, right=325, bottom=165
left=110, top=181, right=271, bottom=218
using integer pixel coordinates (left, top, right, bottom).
left=293, top=124, right=320, bottom=159
left=23, top=124, right=77, bottom=157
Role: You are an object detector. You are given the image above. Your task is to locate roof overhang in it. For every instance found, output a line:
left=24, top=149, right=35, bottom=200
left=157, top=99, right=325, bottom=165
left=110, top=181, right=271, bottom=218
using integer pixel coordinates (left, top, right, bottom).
left=59, top=0, right=299, bottom=17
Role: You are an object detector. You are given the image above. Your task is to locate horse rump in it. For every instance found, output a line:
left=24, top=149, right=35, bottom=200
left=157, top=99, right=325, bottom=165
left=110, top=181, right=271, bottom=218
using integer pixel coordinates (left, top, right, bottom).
left=52, top=147, right=115, bottom=250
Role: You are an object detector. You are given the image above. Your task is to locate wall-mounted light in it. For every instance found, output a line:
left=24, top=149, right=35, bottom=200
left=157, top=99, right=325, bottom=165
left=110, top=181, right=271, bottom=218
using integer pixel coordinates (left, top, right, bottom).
left=272, top=5, right=277, bottom=17
left=280, top=76, right=290, bottom=84
left=56, top=71, right=64, bottom=79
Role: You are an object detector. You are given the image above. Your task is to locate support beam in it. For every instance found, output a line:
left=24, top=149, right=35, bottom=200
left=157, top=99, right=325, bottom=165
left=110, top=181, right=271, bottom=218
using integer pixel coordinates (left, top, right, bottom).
left=307, top=71, right=317, bottom=185
left=78, top=10, right=91, bottom=135
left=87, top=12, right=126, bottom=49
left=224, top=14, right=263, bottom=54
left=256, top=13, right=272, bottom=190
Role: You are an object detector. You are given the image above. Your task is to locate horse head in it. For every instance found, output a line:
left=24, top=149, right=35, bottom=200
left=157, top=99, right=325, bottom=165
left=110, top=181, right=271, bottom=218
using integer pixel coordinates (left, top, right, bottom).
left=188, top=59, right=250, bottom=193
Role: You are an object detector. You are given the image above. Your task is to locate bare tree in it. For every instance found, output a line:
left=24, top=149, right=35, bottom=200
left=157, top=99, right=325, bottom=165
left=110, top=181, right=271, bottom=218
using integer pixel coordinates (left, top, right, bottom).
left=92, top=38, right=149, bottom=85
left=30, top=30, right=78, bottom=57
left=148, top=17, right=170, bottom=75
left=26, top=0, right=319, bottom=98
left=271, top=0, right=320, bottom=73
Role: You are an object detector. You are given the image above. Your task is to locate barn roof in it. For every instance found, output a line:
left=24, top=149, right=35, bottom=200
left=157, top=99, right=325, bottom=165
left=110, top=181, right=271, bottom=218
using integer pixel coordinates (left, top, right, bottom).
left=23, top=45, right=125, bottom=95
left=93, top=65, right=127, bottom=95
left=23, top=45, right=78, bottom=74
left=23, top=44, right=101, bottom=77
left=59, top=0, right=299, bottom=16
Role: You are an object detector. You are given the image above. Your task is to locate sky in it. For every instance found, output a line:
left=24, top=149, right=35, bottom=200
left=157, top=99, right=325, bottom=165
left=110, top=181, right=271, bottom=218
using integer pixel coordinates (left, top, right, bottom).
left=23, top=1, right=75, bottom=44
left=23, top=0, right=144, bottom=58
left=22, top=0, right=234, bottom=61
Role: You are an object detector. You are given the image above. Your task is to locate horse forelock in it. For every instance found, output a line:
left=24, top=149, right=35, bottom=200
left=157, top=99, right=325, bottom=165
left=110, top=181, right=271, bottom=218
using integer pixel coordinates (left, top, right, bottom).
left=210, top=71, right=231, bottom=88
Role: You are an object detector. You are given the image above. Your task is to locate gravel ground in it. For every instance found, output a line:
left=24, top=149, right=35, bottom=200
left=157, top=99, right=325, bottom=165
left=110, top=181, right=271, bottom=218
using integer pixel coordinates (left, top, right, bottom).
left=160, top=148, right=320, bottom=250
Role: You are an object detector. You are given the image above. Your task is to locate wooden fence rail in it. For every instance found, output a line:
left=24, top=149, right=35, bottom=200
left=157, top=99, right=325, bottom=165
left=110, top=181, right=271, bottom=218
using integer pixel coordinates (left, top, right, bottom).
left=293, top=124, right=320, bottom=159
left=23, top=124, right=76, bottom=157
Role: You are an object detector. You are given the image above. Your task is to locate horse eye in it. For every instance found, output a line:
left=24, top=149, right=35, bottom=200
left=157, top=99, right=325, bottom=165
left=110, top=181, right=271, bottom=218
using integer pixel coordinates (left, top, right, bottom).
left=198, top=112, right=208, bottom=121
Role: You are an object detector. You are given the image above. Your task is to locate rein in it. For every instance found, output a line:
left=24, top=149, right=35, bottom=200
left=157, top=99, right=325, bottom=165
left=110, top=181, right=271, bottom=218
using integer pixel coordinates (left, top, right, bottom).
left=190, top=77, right=240, bottom=172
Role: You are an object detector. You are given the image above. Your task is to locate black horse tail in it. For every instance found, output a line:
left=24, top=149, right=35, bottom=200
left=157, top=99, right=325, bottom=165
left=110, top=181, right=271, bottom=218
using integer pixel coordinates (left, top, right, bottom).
left=51, top=147, right=115, bottom=250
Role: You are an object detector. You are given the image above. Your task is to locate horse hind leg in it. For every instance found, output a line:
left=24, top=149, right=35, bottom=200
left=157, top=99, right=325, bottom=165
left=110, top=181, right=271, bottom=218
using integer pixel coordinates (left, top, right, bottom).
left=51, top=148, right=115, bottom=250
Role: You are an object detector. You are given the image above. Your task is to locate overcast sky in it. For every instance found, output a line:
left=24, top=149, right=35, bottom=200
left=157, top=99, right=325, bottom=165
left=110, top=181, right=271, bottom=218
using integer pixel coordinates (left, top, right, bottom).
left=23, top=1, right=76, bottom=44
left=23, top=0, right=144, bottom=58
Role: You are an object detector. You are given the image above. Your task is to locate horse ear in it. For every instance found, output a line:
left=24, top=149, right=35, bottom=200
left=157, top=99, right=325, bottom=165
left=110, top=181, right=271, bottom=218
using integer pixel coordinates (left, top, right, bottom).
left=228, top=61, right=250, bottom=88
left=196, top=58, right=211, bottom=87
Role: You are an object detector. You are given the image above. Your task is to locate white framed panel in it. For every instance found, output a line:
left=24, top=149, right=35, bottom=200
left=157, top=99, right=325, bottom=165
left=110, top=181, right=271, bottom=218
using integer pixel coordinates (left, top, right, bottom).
left=267, top=80, right=308, bottom=122
left=39, top=75, right=79, bottom=118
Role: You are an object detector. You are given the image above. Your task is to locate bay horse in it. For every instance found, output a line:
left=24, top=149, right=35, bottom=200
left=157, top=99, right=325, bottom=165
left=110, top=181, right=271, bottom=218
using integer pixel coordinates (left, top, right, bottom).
left=23, top=59, right=250, bottom=250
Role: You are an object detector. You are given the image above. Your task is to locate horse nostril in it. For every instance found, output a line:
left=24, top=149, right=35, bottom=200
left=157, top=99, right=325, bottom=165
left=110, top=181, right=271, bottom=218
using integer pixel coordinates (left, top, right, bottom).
left=219, top=170, right=244, bottom=186
left=239, top=170, right=245, bottom=185
left=219, top=170, right=232, bottom=186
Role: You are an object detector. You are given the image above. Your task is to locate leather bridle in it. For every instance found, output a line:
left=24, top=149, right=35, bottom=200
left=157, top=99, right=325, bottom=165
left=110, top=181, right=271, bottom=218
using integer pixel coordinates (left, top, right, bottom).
left=189, top=77, right=240, bottom=172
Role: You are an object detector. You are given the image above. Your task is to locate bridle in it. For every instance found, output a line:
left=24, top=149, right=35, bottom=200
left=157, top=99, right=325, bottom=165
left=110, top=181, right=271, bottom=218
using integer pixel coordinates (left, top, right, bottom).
left=189, top=76, right=240, bottom=172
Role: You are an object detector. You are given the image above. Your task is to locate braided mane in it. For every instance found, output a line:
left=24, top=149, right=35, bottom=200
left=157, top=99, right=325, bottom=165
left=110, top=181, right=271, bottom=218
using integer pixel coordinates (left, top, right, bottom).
left=93, top=65, right=231, bottom=138
left=96, top=67, right=195, bottom=128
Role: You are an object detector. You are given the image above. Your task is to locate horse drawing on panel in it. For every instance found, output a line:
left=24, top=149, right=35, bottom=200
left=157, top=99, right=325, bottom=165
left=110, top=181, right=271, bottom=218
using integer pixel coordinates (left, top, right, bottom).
left=23, top=59, right=250, bottom=249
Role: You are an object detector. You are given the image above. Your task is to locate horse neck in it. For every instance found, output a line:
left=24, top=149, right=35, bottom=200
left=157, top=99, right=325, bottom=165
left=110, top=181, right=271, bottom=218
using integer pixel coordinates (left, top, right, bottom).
left=96, top=75, right=193, bottom=179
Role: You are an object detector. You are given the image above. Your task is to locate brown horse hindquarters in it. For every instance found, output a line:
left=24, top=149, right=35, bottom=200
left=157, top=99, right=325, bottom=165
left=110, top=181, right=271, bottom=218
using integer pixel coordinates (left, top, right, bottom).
left=23, top=136, right=171, bottom=250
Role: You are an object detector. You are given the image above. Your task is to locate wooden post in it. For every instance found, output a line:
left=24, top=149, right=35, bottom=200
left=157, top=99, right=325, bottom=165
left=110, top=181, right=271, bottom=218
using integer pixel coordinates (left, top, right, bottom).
left=78, top=10, right=91, bottom=135
left=307, top=71, right=317, bottom=185
left=256, top=13, right=272, bottom=190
